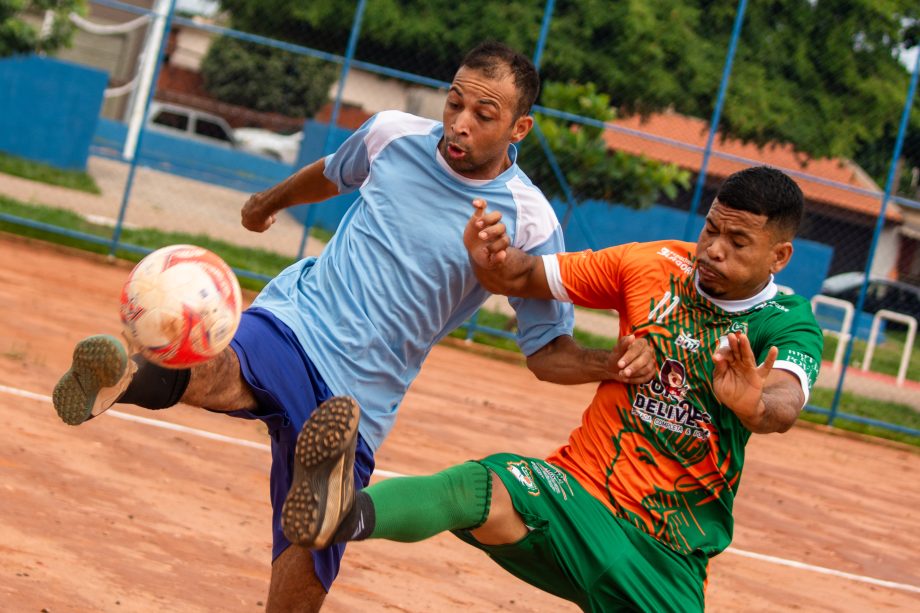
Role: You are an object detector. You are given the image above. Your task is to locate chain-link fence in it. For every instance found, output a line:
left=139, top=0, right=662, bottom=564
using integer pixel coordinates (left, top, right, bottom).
left=2, top=0, right=919, bottom=437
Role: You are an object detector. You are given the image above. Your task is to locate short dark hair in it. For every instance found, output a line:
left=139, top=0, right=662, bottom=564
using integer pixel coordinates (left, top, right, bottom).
left=459, top=41, right=540, bottom=119
left=716, top=166, right=804, bottom=238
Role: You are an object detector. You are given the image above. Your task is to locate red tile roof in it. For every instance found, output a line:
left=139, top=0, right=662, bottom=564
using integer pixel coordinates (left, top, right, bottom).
left=602, top=111, right=901, bottom=222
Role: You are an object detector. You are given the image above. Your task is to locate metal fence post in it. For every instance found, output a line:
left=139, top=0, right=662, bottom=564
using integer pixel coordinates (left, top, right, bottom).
left=533, top=0, right=556, bottom=71
left=108, top=0, right=177, bottom=256
left=296, top=0, right=368, bottom=261
left=827, top=49, right=920, bottom=425
left=681, top=0, right=748, bottom=240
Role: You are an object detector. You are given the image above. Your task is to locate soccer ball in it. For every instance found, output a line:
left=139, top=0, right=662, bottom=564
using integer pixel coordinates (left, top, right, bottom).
left=120, top=245, right=242, bottom=368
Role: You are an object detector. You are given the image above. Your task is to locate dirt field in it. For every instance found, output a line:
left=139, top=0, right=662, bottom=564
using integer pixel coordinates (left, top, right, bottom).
left=0, top=235, right=918, bottom=612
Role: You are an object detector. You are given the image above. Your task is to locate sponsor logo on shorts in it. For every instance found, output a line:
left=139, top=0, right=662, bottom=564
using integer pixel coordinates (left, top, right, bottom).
left=506, top=460, right=540, bottom=496
left=531, top=461, right=574, bottom=501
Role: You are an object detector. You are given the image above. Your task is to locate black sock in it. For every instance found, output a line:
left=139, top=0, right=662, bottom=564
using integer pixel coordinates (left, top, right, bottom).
left=330, top=491, right=376, bottom=544
left=117, top=355, right=191, bottom=409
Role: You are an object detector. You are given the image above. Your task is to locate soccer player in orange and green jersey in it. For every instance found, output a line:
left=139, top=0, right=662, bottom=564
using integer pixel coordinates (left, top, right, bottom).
left=280, top=166, right=823, bottom=613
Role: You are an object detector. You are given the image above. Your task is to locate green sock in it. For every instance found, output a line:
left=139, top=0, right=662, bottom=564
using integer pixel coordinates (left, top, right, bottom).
left=365, top=462, right=492, bottom=542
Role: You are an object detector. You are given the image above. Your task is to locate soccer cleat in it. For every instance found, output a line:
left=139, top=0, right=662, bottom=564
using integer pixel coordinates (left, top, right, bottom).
left=282, top=396, right=361, bottom=549
left=52, top=335, right=137, bottom=426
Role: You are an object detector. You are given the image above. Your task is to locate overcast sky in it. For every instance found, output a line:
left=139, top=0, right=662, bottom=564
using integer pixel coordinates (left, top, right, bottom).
left=176, top=0, right=219, bottom=18
left=902, top=46, right=919, bottom=72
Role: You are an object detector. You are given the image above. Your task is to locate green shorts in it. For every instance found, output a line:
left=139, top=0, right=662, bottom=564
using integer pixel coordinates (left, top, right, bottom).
left=454, top=453, right=708, bottom=613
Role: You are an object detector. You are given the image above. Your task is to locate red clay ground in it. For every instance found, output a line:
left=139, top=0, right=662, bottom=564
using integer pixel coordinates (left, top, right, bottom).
left=0, top=235, right=918, bottom=612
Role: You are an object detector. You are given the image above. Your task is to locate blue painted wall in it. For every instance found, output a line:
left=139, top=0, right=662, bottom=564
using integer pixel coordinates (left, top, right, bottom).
left=0, top=55, right=107, bottom=170
left=554, top=199, right=833, bottom=299
left=93, top=118, right=293, bottom=193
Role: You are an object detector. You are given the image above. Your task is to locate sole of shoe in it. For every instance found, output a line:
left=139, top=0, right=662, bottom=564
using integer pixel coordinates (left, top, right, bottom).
left=52, top=335, right=127, bottom=426
left=282, top=396, right=360, bottom=549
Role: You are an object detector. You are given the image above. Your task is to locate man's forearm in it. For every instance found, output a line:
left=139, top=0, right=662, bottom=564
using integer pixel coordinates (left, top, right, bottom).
left=472, top=247, right=540, bottom=296
left=526, top=335, right=615, bottom=384
left=264, top=160, right=339, bottom=211
left=735, top=385, right=802, bottom=434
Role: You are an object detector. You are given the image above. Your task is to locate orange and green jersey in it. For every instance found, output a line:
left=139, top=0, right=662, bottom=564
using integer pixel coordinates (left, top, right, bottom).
left=543, top=240, right=823, bottom=559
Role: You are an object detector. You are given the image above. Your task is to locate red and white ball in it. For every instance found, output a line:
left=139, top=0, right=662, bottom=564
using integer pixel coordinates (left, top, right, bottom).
left=120, top=245, right=242, bottom=368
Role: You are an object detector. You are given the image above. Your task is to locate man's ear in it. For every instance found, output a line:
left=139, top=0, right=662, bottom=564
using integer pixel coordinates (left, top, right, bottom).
left=510, top=114, right=534, bottom=144
left=770, top=241, right=794, bottom=274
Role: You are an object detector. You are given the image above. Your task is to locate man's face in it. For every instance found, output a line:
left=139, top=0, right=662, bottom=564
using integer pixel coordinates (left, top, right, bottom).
left=668, top=371, right=683, bottom=387
left=439, top=66, right=532, bottom=180
left=695, top=200, right=792, bottom=301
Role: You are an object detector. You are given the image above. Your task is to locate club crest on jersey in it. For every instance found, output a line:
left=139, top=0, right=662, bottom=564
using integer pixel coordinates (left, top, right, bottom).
left=729, top=321, right=748, bottom=335
left=506, top=460, right=540, bottom=496
left=633, top=358, right=712, bottom=439
left=719, top=322, right=750, bottom=350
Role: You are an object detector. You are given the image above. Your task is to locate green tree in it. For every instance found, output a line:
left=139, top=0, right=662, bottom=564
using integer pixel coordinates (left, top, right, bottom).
left=216, top=0, right=918, bottom=174
left=216, top=0, right=541, bottom=80
left=518, top=82, right=690, bottom=208
left=200, top=36, right=336, bottom=118
left=0, top=0, right=83, bottom=57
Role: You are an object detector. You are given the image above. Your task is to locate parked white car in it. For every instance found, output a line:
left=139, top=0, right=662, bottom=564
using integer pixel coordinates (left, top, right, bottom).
left=146, top=101, right=237, bottom=148
left=234, top=128, right=303, bottom=165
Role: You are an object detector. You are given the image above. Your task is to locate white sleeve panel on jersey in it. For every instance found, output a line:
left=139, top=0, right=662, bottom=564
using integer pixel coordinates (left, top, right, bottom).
left=323, top=116, right=375, bottom=192
left=542, top=254, right=572, bottom=303
left=506, top=175, right=562, bottom=251
left=364, top=111, right=438, bottom=165
left=772, top=360, right=810, bottom=407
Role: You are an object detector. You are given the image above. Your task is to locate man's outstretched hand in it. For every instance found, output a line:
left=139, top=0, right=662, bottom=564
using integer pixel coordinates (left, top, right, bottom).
left=713, top=332, right=777, bottom=425
left=464, top=198, right=509, bottom=269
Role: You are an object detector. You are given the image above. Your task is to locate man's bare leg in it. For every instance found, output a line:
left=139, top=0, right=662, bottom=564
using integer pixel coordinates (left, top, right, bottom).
left=53, top=336, right=257, bottom=423
left=470, top=472, right=529, bottom=546
left=181, top=347, right=257, bottom=412
left=186, top=349, right=330, bottom=612
left=266, top=545, right=326, bottom=613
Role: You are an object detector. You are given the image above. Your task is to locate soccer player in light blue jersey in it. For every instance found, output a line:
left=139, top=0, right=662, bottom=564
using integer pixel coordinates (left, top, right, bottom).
left=52, top=42, right=655, bottom=612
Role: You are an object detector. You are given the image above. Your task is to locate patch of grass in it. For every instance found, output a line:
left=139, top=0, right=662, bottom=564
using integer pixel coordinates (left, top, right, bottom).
left=0, top=196, right=291, bottom=292
left=823, top=331, right=920, bottom=381
left=806, top=387, right=920, bottom=447
left=0, top=152, right=100, bottom=194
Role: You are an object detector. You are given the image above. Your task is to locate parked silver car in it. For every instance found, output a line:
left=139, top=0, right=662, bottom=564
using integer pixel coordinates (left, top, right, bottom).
left=234, top=127, right=303, bottom=164
left=146, top=101, right=237, bottom=148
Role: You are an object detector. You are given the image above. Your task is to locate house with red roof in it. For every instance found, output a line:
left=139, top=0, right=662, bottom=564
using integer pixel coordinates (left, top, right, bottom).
left=602, top=110, right=907, bottom=281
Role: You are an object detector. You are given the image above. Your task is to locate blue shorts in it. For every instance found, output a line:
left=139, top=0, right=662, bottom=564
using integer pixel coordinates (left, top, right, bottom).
left=227, top=307, right=375, bottom=591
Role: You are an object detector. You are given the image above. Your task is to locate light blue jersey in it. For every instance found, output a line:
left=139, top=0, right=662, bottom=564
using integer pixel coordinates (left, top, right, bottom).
left=254, top=111, right=573, bottom=451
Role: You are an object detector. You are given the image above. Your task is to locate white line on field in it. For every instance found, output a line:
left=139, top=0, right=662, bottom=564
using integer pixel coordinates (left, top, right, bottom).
left=2, top=382, right=918, bottom=594
left=724, top=548, right=920, bottom=594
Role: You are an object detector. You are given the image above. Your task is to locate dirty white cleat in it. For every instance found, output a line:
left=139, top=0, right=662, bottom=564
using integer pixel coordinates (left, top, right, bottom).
left=282, top=396, right=361, bottom=549
left=52, top=335, right=137, bottom=425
